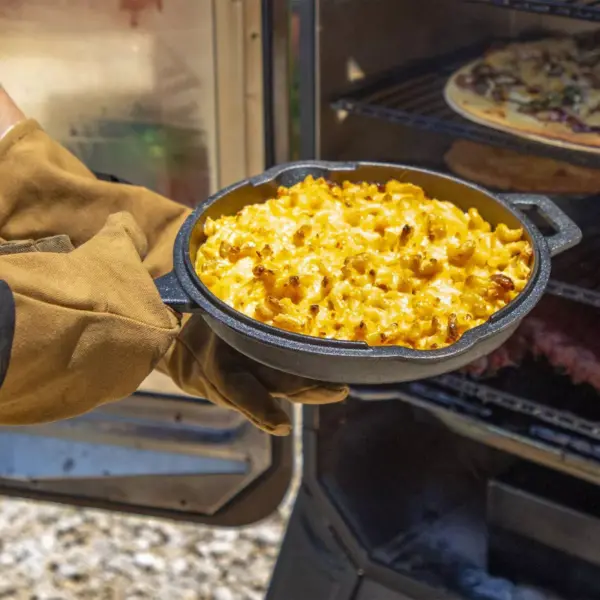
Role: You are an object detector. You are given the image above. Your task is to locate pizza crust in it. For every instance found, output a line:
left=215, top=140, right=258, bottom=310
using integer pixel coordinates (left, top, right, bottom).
left=444, top=139, right=600, bottom=195
left=444, top=51, right=600, bottom=152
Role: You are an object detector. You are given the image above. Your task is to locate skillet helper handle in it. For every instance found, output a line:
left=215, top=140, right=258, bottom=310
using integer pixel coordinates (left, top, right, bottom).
left=155, top=271, right=196, bottom=314
left=501, top=194, right=582, bottom=257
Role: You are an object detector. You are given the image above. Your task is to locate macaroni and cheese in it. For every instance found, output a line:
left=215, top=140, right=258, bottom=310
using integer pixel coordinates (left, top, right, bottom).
left=195, top=176, right=533, bottom=350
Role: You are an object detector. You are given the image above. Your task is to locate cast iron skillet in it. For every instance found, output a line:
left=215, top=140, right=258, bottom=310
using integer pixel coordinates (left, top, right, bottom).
left=155, top=161, right=582, bottom=384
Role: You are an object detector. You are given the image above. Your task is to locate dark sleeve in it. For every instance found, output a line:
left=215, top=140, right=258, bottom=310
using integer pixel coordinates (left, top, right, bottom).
left=0, top=280, right=15, bottom=390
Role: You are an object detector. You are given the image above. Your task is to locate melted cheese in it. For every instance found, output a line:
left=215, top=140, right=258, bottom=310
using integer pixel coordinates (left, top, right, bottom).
left=195, top=177, right=533, bottom=350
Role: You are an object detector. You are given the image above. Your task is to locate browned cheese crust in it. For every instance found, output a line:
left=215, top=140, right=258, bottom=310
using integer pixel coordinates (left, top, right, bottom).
left=444, top=140, right=600, bottom=194
left=444, top=36, right=600, bottom=151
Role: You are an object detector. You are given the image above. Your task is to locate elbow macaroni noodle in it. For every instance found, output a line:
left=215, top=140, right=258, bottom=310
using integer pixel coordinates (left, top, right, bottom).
left=195, top=176, right=533, bottom=350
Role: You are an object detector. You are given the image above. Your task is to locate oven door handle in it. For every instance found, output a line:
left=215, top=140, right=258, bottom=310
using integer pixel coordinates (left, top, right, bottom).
left=501, top=193, right=582, bottom=257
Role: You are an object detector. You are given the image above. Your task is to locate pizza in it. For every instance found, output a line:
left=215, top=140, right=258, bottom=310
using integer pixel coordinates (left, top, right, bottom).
left=444, top=33, right=600, bottom=151
left=444, top=140, right=600, bottom=194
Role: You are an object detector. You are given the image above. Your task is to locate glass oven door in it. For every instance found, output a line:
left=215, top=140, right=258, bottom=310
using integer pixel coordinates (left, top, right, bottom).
left=0, top=0, right=294, bottom=527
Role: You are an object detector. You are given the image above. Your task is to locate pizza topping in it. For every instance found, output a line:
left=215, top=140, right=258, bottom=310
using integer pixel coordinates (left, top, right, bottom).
left=563, top=85, right=583, bottom=107
left=456, top=73, right=490, bottom=96
left=492, top=88, right=506, bottom=103
left=575, top=30, right=600, bottom=52
left=545, top=62, right=564, bottom=77
left=582, top=72, right=600, bottom=89
left=579, top=50, right=600, bottom=68
left=584, top=112, right=600, bottom=128
left=507, top=87, right=538, bottom=105
left=494, top=73, right=520, bottom=86
left=534, top=109, right=564, bottom=123
left=472, top=63, right=495, bottom=78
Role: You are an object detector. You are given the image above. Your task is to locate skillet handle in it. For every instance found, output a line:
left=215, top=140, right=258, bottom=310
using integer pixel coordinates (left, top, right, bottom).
left=501, top=194, right=582, bottom=257
left=155, top=271, right=196, bottom=314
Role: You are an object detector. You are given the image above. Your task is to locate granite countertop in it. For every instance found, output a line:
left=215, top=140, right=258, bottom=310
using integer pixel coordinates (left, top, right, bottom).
left=0, top=495, right=291, bottom=600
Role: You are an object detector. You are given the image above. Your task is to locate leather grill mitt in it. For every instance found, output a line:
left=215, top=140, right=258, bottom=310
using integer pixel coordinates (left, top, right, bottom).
left=159, top=316, right=349, bottom=436
left=0, top=212, right=180, bottom=424
left=0, top=119, right=189, bottom=278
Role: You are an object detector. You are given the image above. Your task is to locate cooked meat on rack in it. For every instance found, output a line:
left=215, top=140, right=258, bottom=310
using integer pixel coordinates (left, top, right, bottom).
left=461, top=328, right=530, bottom=378
left=522, top=296, right=600, bottom=390
left=463, top=295, right=600, bottom=391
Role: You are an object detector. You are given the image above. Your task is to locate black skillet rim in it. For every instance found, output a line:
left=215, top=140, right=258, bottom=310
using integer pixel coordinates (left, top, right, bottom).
left=173, top=161, right=550, bottom=364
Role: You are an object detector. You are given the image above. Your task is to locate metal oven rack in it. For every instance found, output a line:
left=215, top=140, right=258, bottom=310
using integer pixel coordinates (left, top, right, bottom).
left=430, top=365, right=600, bottom=478
left=467, top=0, right=600, bottom=22
left=352, top=363, right=600, bottom=487
left=331, top=40, right=600, bottom=169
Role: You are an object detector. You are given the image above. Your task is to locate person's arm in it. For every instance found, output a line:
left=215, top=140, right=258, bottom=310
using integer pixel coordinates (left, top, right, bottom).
left=0, top=87, right=25, bottom=141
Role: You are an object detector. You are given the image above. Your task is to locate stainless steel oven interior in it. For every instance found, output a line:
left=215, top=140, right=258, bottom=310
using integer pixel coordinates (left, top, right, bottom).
left=280, top=1, right=600, bottom=599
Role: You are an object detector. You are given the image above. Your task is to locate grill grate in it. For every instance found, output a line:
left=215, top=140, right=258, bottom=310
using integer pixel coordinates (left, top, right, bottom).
left=352, top=352, right=600, bottom=476
left=353, top=357, right=600, bottom=462
left=331, top=40, right=600, bottom=169
left=467, top=0, right=600, bottom=22
left=429, top=365, right=600, bottom=465
left=435, top=373, right=600, bottom=441
left=546, top=280, right=600, bottom=308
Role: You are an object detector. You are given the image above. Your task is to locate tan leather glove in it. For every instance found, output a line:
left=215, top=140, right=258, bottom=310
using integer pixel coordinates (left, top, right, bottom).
left=162, top=317, right=347, bottom=435
left=0, top=119, right=187, bottom=278
left=0, top=212, right=180, bottom=423
left=0, top=118, right=348, bottom=434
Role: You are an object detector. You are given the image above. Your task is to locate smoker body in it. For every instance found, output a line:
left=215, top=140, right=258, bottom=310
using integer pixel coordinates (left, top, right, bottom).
left=267, top=2, right=600, bottom=599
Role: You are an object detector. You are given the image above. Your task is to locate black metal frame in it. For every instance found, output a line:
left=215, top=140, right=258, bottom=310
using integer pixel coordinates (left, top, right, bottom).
left=298, top=0, right=318, bottom=160
left=268, top=2, right=600, bottom=598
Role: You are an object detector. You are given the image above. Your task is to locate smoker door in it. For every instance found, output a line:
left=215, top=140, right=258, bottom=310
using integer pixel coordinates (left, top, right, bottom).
left=0, top=0, right=294, bottom=526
